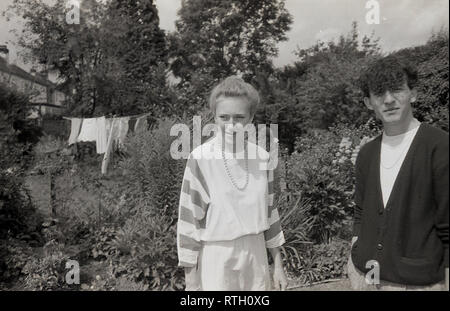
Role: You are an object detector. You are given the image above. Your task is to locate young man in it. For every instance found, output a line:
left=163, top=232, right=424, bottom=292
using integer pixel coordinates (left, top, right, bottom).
left=348, top=56, right=449, bottom=291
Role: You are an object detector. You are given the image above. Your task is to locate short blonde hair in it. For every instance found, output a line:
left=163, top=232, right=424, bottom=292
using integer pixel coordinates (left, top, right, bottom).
left=209, top=76, right=260, bottom=116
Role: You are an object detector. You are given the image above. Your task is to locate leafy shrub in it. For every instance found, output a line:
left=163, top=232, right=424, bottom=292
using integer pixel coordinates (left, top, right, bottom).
left=276, top=119, right=381, bottom=284
left=287, top=130, right=354, bottom=243
left=312, top=239, right=350, bottom=281
left=0, top=84, right=42, bottom=239
left=0, top=84, right=45, bottom=289
left=118, top=118, right=186, bottom=215
left=0, top=172, right=41, bottom=239
left=81, top=263, right=149, bottom=291
left=291, top=238, right=350, bottom=284
left=21, top=240, right=71, bottom=291
left=393, top=30, right=449, bottom=132
left=0, top=239, right=34, bottom=285
left=32, top=137, right=128, bottom=245
left=13, top=118, right=187, bottom=291
left=283, top=118, right=381, bottom=244
left=57, top=118, right=187, bottom=291
left=109, top=211, right=183, bottom=290
left=277, top=193, right=314, bottom=273
left=51, top=168, right=124, bottom=241
left=102, top=119, right=186, bottom=290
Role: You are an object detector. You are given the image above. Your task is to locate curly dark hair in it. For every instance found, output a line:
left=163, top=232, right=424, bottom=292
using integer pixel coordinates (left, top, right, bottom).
left=359, top=55, right=418, bottom=97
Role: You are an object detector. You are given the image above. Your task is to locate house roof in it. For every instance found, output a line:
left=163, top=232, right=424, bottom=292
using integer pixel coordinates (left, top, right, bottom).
left=0, top=57, right=57, bottom=88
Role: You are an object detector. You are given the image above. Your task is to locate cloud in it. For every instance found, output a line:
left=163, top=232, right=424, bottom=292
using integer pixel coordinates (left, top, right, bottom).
left=275, top=0, right=449, bottom=66
left=314, top=28, right=342, bottom=42
left=155, top=0, right=179, bottom=32
left=1, top=0, right=448, bottom=69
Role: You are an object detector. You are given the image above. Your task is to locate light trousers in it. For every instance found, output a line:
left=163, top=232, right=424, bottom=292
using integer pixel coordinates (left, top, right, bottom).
left=347, top=255, right=446, bottom=291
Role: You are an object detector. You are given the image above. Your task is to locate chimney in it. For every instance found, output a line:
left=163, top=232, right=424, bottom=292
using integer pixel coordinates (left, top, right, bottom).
left=0, top=45, right=9, bottom=64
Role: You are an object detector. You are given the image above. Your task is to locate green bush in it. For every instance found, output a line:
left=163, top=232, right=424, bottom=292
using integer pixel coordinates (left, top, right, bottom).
left=0, top=84, right=42, bottom=240
left=102, top=119, right=186, bottom=290
left=291, top=238, right=350, bottom=284
left=16, top=119, right=186, bottom=290
left=0, top=172, right=40, bottom=239
left=0, top=84, right=45, bottom=289
left=58, top=118, right=187, bottom=291
left=393, top=30, right=449, bottom=132
left=107, top=211, right=183, bottom=290
left=21, top=240, right=71, bottom=291
left=118, top=119, right=186, bottom=214
left=276, top=120, right=381, bottom=283
left=0, top=239, right=34, bottom=285
left=283, top=119, right=381, bottom=244
left=287, top=130, right=354, bottom=243
left=51, top=167, right=126, bottom=241
left=276, top=192, right=314, bottom=273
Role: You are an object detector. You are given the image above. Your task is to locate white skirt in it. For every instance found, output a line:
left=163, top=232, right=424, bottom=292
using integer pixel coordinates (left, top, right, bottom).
left=198, top=233, right=271, bottom=291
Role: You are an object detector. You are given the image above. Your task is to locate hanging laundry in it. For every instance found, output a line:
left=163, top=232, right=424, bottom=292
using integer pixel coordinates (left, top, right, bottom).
left=68, top=118, right=82, bottom=145
left=76, top=117, right=107, bottom=154
left=104, top=117, right=130, bottom=149
left=117, top=117, right=130, bottom=147
left=64, top=112, right=150, bottom=174
left=105, top=118, right=114, bottom=140
left=102, top=117, right=118, bottom=175
left=96, top=117, right=107, bottom=154
left=77, top=118, right=97, bottom=142
left=105, top=118, right=118, bottom=151
left=101, top=116, right=130, bottom=174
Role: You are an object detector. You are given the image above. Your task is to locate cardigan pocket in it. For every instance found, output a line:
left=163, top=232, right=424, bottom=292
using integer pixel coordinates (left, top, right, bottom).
left=397, top=256, right=442, bottom=285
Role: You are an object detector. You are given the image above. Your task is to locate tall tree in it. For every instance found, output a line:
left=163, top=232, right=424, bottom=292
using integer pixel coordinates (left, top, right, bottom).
left=6, top=0, right=168, bottom=117
left=393, top=29, right=449, bottom=132
left=102, top=0, right=169, bottom=116
left=169, top=0, right=292, bottom=82
left=7, top=0, right=109, bottom=116
left=263, top=22, right=382, bottom=149
left=282, top=23, right=381, bottom=130
left=167, top=0, right=292, bottom=119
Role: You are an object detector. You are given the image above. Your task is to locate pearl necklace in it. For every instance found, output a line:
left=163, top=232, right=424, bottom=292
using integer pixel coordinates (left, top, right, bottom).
left=221, top=140, right=249, bottom=191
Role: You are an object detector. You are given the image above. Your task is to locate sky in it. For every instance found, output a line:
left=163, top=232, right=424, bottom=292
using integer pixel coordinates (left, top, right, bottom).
left=0, top=0, right=448, bottom=70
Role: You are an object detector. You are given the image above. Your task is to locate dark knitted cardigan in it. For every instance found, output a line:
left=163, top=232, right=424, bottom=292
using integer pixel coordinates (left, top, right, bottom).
left=352, top=123, right=449, bottom=285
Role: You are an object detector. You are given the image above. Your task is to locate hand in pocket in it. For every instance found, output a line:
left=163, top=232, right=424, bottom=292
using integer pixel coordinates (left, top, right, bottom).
left=347, top=254, right=367, bottom=291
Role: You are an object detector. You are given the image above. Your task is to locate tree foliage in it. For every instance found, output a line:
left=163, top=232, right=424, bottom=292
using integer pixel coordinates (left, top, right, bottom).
left=7, top=0, right=169, bottom=117
left=268, top=22, right=381, bottom=149
left=393, top=29, right=449, bottom=132
left=0, top=83, right=41, bottom=240
left=100, top=0, right=170, bottom=117
left=166, top=0, right=292, bottom=118
left=169, top=0, right=292, bottom=82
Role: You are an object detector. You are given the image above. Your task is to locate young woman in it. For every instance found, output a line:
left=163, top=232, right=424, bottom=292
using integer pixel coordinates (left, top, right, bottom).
left=176, top=76, right=288, bottom=291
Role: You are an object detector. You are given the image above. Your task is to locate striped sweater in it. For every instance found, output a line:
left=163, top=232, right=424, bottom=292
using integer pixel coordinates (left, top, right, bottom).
left=177, top=136, right=285, bottom=267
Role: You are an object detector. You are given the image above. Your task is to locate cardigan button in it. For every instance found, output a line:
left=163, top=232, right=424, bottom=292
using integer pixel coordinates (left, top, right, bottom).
left=377, top=243, right=383, bottom=250
left=378, top=209, right=383, bottom=215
